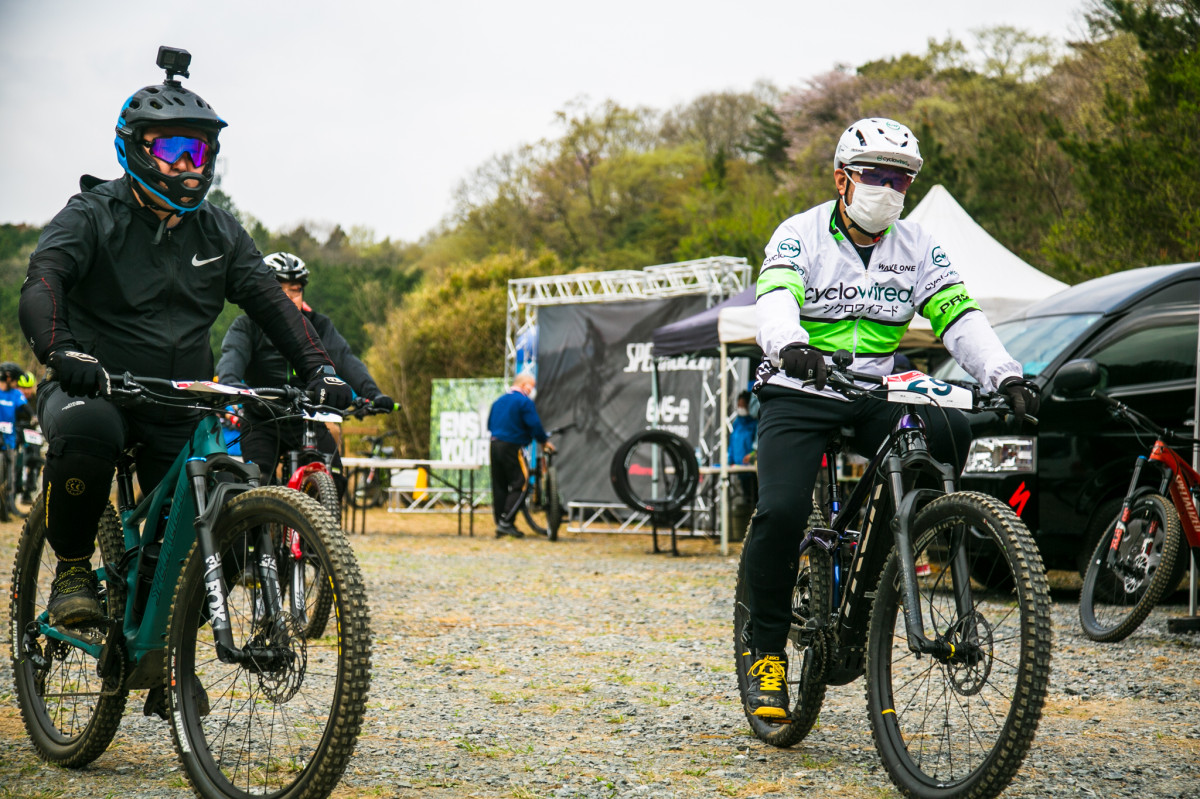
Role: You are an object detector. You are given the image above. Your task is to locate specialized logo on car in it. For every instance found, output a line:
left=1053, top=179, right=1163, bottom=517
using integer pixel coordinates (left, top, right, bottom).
left=931, top=246, right=950, bottom=267
left=777, top=238, right=801, bottom=258
left=806, top=282, right=913, bottom=304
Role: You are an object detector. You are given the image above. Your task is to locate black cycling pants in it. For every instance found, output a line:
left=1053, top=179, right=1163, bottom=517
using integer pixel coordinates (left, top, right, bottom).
left=744, top=386, right=971, bottom=654
left=238, top=417, right=346, bottom=497
left=37, top=381, right=198, bottom=562
left=489, top=439, right=525, bottom=526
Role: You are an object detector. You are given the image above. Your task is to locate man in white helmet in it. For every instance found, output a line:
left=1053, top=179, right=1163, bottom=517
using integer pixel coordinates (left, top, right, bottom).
left=740, top=118, right=1039, bottom=722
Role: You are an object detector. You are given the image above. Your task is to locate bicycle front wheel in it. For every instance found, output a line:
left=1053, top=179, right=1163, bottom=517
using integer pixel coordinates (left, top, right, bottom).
left=1079, top=493, right=1183, bottom=643
left=9, top=497, right=128, bottom=767
left=292, top=470, right=339, bottom=639
left=866, top=492, right=1051, bottom=799
left=347, top=467, right=384, bottom=509
left=166, top=486, right=371, bottom=799
left=733, top=510, right=830, bottom=748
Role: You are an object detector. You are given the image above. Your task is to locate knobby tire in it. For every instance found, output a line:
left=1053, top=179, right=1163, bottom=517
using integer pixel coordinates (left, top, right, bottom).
left=1079, top=493, right=1184, bottom=643
left=294, top=470, right=339, bottom=639
left=165, top=486, right=371, bottom=799
left=9, top=496, right=128, bottom=767
left=733, top=508, right=830, bottom=748
left=865, top=491, right=1051, bottom=799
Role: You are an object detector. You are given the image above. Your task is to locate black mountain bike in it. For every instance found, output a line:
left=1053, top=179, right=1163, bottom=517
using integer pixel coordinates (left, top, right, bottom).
left=734, top=353, right=1052, bottom=799
left=9, top=376, right=371, bottom=799
left=346, top=431, right=399, bottom=509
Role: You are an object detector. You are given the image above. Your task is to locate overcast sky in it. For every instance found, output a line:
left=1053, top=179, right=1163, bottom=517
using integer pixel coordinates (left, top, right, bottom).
left=1, top=0, right=1087, bottom=243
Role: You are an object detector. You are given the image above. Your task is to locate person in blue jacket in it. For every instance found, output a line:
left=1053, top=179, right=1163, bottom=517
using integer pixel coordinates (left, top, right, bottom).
left=487, top=373, right=551, bottom=538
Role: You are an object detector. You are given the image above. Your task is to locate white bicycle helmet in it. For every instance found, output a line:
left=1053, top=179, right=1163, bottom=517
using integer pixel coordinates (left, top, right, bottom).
left=264, top=252, right=309, bottom=285
left=833, top=118, right=923, bottom=174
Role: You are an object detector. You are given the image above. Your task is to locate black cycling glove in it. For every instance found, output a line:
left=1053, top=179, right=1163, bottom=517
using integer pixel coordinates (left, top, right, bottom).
left=305, top=366, right=354, bottom=409
left=48, top=350, right=110, bottom=398
left=999, top=376, right=1040, bottom=421
left=371, top=394, right=397, bottom=411
left=779, top=343, right=828, bottom=391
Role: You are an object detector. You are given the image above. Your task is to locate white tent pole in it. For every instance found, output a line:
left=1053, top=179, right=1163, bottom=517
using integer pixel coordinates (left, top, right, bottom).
left=1192, top=305, right=1200, bottom=616
left=720, top=342, right=730, bottom=556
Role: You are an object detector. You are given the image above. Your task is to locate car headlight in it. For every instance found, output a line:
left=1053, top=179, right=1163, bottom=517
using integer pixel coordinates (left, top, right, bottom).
left=963, top=436, right=1036, bottom=474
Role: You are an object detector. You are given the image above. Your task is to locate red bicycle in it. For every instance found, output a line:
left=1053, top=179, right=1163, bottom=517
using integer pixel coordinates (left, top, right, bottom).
left=1061, top=359, right=1198, bottom=641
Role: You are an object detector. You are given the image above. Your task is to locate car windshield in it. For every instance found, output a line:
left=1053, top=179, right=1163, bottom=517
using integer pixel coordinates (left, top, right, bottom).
left=933, top=313, right=1103, bottom=382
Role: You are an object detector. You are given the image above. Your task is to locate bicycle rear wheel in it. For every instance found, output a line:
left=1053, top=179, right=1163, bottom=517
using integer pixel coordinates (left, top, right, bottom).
left=1079, top=493, right=1183, bottom=643
left=166, top=486, right=371, bottom=799
left=9, top=497, right=128, bottom=767
left=733, top=510, right=830, bottom=748
left=866, top=491, right=1051, bottom=799
left=290, top=470, right=339, bottom=639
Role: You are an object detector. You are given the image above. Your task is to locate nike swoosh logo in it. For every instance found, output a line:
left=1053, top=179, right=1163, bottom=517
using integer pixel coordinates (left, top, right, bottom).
left=192, top=254, right=224, bottom=267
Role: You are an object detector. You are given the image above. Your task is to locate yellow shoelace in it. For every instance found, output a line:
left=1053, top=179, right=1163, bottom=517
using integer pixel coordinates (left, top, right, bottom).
left=749, top=656, right=786, bottom=691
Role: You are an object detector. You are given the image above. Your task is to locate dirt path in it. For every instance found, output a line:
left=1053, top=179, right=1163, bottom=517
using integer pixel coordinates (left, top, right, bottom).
left=1, top=509, right=1198, bottom=798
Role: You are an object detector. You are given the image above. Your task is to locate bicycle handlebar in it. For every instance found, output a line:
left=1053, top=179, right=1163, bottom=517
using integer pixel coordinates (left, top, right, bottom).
left=105, top=373, right=356, bottom=419
left=812, top=349, right=1031, bottom=420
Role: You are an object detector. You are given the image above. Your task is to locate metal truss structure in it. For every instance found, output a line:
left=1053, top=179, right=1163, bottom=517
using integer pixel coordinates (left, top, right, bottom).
left=504, top=256, right=752, bottom=537
left=504, top=256, right=751, bottom=381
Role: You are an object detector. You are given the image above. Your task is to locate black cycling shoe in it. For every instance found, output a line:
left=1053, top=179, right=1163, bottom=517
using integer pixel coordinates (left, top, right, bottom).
left=47, top=563, right=103, bottom=627
left=495, top=522, right=524, bottom=539
left=745, top=651, right=790, bottom=722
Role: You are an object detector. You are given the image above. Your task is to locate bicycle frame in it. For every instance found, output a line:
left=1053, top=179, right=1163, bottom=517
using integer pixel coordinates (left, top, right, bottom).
left=38, top=415, right=278, bottom=689
left=799, top=408, right=965, bottom=680
left=1123, top=439, right=1200, bottom=549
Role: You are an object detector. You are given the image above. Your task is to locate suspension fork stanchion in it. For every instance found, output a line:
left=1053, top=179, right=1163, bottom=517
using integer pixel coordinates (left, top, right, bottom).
left=1108, top=457, right=1149, bottom=568
left=187, top=458, right=239, bottom=663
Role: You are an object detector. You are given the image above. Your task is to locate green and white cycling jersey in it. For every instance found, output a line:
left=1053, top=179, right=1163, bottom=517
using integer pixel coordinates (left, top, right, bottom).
left=756, top=200, right=1021, bottom=398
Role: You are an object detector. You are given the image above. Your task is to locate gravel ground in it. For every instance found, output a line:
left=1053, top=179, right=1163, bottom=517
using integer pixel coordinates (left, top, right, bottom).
left=1, top=509, right=1199, bottom=799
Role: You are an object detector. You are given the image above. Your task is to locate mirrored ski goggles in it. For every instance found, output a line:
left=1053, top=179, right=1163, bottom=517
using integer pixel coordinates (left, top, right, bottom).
left=843, top=164, right=915, bottom=192
left=143, top=135, right=211, bottom=167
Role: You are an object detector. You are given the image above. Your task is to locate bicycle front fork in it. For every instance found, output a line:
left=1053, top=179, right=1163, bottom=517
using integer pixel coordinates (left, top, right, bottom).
left=187, top=456, right=287, bottom=668
left=883, top=454, right=973, bottom=661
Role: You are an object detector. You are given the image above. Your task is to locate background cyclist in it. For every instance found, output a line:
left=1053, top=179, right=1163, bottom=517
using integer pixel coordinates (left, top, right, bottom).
left=216, top=252, right=395, bottom=497
left=0, top=362, right=30, bottom=516
left=742, top=117, right=1039, bottom=722
left=18, top=50, right=352, bottom=628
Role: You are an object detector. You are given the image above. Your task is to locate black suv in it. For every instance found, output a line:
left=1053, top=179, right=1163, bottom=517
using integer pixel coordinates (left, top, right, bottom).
left=933, top=262, right=1200, bottom=574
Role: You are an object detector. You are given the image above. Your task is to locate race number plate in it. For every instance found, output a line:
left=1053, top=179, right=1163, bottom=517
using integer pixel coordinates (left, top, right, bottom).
left=883, top=371, right=974, bottom=409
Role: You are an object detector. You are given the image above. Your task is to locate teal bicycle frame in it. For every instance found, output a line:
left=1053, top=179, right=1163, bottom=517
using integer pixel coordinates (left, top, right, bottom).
left=34, top=414, right=267, bottom=689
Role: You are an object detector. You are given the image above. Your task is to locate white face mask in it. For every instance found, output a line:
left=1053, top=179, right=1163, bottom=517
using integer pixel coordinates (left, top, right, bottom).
left=526, top=387, right=537, bottom=401
left=844, top=181, right=906, bottom=234
left=736, top=407, right=748, bottom=417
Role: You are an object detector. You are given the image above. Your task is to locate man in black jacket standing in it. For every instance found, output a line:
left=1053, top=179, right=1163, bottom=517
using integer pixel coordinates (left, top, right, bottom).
left=217, top=252, right=395, bottom=496
left=19, top=48, right=354, bottom=627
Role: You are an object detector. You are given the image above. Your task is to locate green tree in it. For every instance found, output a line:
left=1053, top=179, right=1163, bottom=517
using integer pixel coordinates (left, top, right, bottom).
left=364, top=250, right=561, bottom=456
left=1047, top=0, right=1200, bottom=276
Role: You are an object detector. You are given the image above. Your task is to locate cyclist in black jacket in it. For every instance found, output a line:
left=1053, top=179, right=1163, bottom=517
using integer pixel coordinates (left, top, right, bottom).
left=18, top=49, right=354, bottom=627
left=216, top=252, right=395, bottom=495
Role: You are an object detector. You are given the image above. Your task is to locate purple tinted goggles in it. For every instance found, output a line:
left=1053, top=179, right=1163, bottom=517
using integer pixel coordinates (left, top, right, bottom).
left=846, top=164, right=915, bottom=192
left=145, top=136, right=210, bottom=168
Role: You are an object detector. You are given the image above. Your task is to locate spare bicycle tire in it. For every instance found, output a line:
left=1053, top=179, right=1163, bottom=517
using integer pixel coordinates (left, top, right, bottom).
left=610, top=430, right=699, bottom=516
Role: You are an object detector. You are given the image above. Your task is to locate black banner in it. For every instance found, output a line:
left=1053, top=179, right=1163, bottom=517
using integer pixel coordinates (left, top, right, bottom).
left=536, top=296, right=709, bottom=505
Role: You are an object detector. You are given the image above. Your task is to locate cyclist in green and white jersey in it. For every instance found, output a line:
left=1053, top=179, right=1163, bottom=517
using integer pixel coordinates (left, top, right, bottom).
left=741, top=117, right=1040, bottom=722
